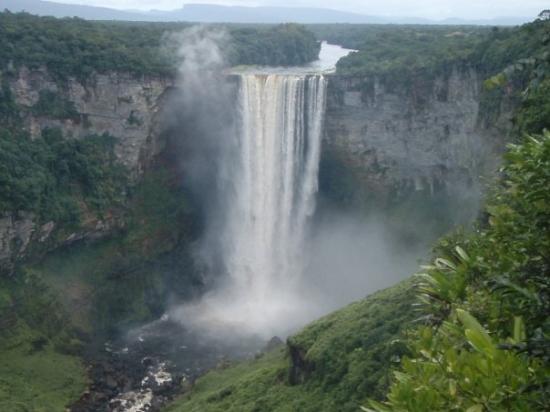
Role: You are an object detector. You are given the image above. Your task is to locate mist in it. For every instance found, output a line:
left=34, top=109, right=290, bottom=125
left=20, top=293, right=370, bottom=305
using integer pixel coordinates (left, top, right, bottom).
left=159, top=26, right=239, bottom=277
left=302, top=211, right=423, bottom=314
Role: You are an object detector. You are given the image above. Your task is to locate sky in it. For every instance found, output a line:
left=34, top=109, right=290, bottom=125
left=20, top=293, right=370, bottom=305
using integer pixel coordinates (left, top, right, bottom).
left=49, top=0, right=547, bottom=20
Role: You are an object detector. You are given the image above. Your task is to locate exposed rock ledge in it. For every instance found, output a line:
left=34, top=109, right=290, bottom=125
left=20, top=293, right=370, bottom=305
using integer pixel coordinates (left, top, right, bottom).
left=324, top=67, right=511, bottom=196
left=9, top=66, right=175, bottom=177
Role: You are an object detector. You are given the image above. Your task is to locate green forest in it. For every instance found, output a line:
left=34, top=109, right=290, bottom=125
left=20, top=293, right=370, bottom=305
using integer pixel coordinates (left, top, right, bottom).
left=0, top=12, right=320, bottom=79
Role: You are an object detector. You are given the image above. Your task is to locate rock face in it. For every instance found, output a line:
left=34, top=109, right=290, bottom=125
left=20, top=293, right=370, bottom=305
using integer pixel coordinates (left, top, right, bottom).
left=1, top=67, right=175, bottom=273
left=0, top=65, right=509, bottom=273
left=0, top=212, right=35, bottom=274
left=323, top=68, right=508, bottom=196
left=10, top=66, right=175, bottom=176
left=9, top=65, right=507, bottom=194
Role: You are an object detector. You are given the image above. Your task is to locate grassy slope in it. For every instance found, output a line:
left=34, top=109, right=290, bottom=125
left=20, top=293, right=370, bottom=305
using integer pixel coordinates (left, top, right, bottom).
left=0, top=345, right=86, bottom=412
left=165, top=279, right=416, bottom=412
left=0, top=281, right=87, bottom=411
left=0, top=170, right=196, bottom=411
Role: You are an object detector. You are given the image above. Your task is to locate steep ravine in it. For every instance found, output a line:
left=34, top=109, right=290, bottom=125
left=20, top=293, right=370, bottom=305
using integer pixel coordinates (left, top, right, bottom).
left=1, top=64, right=511, bottom=274
left=0, top=62, right=511, bottom=411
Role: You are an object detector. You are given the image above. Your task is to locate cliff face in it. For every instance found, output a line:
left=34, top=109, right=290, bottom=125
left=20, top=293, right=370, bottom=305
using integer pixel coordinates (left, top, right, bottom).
left=323, top=68, right=508, bottom=198
left=0, top=65, right=509, bottom=272
left=0, top=212, right=36, bottom=270
left=0, top=67, right=175, bottom=273
left=10, top=67, right=174, bottom=175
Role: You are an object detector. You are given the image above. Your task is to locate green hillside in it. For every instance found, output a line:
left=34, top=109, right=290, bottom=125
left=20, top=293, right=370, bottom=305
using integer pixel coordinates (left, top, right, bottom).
left=166, top=280, right=416, bottom=412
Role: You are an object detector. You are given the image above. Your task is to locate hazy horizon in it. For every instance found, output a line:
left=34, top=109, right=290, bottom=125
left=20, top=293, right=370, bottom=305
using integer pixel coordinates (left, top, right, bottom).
left=39, top=0, right=545, bottom=21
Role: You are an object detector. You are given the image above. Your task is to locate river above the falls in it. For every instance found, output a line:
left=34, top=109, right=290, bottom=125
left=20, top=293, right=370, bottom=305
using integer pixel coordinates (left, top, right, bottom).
left=230, top=41, right=356, bottom=75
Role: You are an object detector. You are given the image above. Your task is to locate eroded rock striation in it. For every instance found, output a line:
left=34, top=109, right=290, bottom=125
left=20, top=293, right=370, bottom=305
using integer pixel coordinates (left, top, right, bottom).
left=324, top=68, right=510, bottom=199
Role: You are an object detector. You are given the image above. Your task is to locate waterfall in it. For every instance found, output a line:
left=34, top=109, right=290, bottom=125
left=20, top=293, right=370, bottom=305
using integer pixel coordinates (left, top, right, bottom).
left=176, top=73, right=327, bottom=339
left=225, top=73, right=326, bottom=304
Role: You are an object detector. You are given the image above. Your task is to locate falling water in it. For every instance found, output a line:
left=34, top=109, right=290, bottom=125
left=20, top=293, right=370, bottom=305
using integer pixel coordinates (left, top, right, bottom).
left=226, top=73, right=327, bottom=314
left=176, top=73, right=327, bottom=339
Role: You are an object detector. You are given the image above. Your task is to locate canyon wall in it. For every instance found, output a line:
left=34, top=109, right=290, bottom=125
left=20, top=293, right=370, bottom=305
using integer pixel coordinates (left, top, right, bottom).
left=1, top=67, right=174, bottom=273
left=323, top=67, right=510, bottom=202
left=10, top=67, right=174, bottom=175
left=0, top=65, right=510, bottom=272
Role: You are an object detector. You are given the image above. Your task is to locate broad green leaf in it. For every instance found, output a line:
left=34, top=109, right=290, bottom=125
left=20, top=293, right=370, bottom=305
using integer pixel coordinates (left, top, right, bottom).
left=456, top=309, right=486, bottom=334
left=513, top=316, right=526, bottom=342
left=465, top=329, right=495, bottom=358
left=457, top=309, right=495, bottom=357
left=455, top=246, right=470, bottom=262
left=365, top=400, right=393, bottom=412
left=449, top=379, right=457, bottom=396
left=435, top=258, right=456, bottom=270
left=393, top=371, right=411, bottom=383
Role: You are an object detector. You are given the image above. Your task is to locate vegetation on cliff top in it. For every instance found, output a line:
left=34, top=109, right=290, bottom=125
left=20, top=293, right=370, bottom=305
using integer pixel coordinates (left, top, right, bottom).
left=319, top=25, right=488, bottom=76
left=0, top=12, right=320, bottom=79
left=320, top=19, right=549, bottom=106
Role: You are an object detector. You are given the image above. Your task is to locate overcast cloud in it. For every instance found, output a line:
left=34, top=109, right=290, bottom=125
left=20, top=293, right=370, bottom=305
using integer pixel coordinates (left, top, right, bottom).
left=51, top=0, right=545, bottom=20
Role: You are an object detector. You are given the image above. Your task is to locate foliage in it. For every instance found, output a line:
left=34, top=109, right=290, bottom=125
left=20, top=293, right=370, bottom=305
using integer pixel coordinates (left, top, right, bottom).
left=0, top=127, right=127, bottom=222
left=31, top=89, right=80, bottom=120
left=365, top=320, right=546, bottom=412
left=0, top=346, right=86, bottom=412
left=164, top=348, right=292, bottom=412
left=28, top=169, right=201, bottom=336
left=0, top=12, right=320, bottom=80
left=515, top=78, right=550, bottom=134
left=166, top=280, right=416, bottom=411
left=365, top=133, right=550, bottom=411
left=227, top=24, right=320, bottom=66
left=0, top=274, right=88, bottom=411
left=473, top=21, right=549, bottom=77
left=477, top=19, right=550, bottom=133
left=317, top=25, right=489, bottom=82
left=0, top=77, right=19, bottom=124
left=319, top=21, right=546, bottom=81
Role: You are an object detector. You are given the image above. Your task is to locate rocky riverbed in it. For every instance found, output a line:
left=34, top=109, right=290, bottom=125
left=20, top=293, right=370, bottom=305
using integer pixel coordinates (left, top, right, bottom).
left=71, top=315, right=270, bottom=412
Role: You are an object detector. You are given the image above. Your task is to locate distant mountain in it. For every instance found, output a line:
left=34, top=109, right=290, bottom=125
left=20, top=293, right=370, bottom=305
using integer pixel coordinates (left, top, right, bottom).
left=1, top=0, right=532, bottom=25
left=166, top=4, right=376, bottom=24
left=440, top=16, right=530, bottom=26
left=2, top=0, right=147, bottom=20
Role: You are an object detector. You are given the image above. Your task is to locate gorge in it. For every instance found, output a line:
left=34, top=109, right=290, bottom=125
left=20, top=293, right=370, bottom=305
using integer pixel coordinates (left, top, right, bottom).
left=0, top=38, right=507, bottom=411
left=0, top=12, right=548, bottom=412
